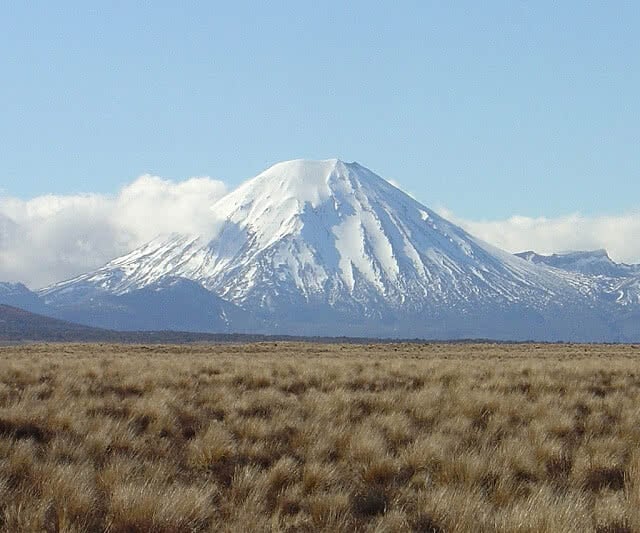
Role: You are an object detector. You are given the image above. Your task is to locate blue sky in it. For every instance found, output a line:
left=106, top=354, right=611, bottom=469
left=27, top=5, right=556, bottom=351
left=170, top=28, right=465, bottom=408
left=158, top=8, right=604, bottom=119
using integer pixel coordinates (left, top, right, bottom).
left=1, top=1, right=639, bottom=219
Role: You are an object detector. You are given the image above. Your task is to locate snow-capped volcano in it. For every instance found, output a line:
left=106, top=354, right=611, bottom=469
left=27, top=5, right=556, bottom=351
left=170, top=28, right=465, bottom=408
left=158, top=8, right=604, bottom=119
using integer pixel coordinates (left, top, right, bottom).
left=37, top=159, right=639, bottom=340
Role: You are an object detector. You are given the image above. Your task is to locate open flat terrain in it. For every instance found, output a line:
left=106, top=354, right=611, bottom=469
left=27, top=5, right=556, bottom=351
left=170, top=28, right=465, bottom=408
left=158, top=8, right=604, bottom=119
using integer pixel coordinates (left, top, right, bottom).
left=0, top=342, right=640, bottom=532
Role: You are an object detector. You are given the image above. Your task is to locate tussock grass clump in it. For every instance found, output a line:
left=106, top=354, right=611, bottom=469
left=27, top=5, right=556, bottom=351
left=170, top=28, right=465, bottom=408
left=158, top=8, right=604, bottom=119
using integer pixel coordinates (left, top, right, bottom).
left=0, top=341, right=639, bottom=531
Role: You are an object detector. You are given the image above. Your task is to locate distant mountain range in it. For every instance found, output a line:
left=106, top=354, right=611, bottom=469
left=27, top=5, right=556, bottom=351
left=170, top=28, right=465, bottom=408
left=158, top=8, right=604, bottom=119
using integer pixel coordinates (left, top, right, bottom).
left=2, top=159, right=639, bottom=341
left=515, top=249, right=640, bottom=278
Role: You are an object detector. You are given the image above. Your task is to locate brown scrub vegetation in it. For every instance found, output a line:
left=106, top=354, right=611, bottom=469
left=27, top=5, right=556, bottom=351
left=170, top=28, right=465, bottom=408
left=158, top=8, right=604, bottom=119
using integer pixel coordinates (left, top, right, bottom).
left=0, top=342, right=639, bottom=532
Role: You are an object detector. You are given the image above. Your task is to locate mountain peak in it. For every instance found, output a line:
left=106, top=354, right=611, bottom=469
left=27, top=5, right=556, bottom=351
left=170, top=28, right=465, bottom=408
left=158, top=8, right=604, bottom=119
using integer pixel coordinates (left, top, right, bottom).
left=246, top=158, right=365, bottom=204
left=211, top=158, right=396, bottom=234
left=221, top=159, right=338, bottom=213
left=204, top=158, right=406, bottom=265
left=265, top=157, right=345, bottom=169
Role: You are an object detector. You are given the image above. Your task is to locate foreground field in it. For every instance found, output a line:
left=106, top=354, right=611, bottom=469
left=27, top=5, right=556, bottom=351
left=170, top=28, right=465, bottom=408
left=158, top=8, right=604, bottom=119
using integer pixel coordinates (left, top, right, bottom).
left=0, top=343, right=639, bottom=532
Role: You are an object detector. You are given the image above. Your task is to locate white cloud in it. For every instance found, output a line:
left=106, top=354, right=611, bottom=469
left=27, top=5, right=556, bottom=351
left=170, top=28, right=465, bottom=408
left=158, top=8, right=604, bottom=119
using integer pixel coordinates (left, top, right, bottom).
left=437, top=208, right=640, bottom=265
left=0, top=175, right=227, bottom=289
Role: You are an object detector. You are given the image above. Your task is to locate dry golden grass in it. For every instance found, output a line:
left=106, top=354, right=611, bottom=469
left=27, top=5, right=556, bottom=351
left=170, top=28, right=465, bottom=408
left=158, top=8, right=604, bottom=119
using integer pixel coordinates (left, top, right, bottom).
left=0, top=342, right=639, bottom=532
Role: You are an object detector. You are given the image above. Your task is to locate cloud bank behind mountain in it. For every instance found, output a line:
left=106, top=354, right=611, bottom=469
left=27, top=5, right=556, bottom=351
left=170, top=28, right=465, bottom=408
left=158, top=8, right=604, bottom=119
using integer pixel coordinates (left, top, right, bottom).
left=437, top=208, right=640, bottom=266
left=0, top=175, right=227, bottom=288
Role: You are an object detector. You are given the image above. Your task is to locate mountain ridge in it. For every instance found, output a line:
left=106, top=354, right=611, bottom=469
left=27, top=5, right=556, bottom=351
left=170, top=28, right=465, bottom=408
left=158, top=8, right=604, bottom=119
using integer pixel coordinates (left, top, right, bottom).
left=516, top=249, right=640, bottom=278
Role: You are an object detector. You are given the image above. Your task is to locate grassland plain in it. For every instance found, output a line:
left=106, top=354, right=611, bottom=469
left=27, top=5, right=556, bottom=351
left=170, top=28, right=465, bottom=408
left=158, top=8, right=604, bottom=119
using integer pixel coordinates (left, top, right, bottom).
left=0, top=343, right=640, bottom=532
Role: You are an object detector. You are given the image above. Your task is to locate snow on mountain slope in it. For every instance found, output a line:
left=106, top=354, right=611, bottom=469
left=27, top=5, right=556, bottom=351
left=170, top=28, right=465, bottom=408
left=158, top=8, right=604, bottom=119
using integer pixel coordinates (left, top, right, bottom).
left=613, top=277, right=640, bottom=305
left=516, top=249, right=640, bottom=308
left=42, top=160, right=594, bottom=311
left=38, top=158, right=638, bottom=339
